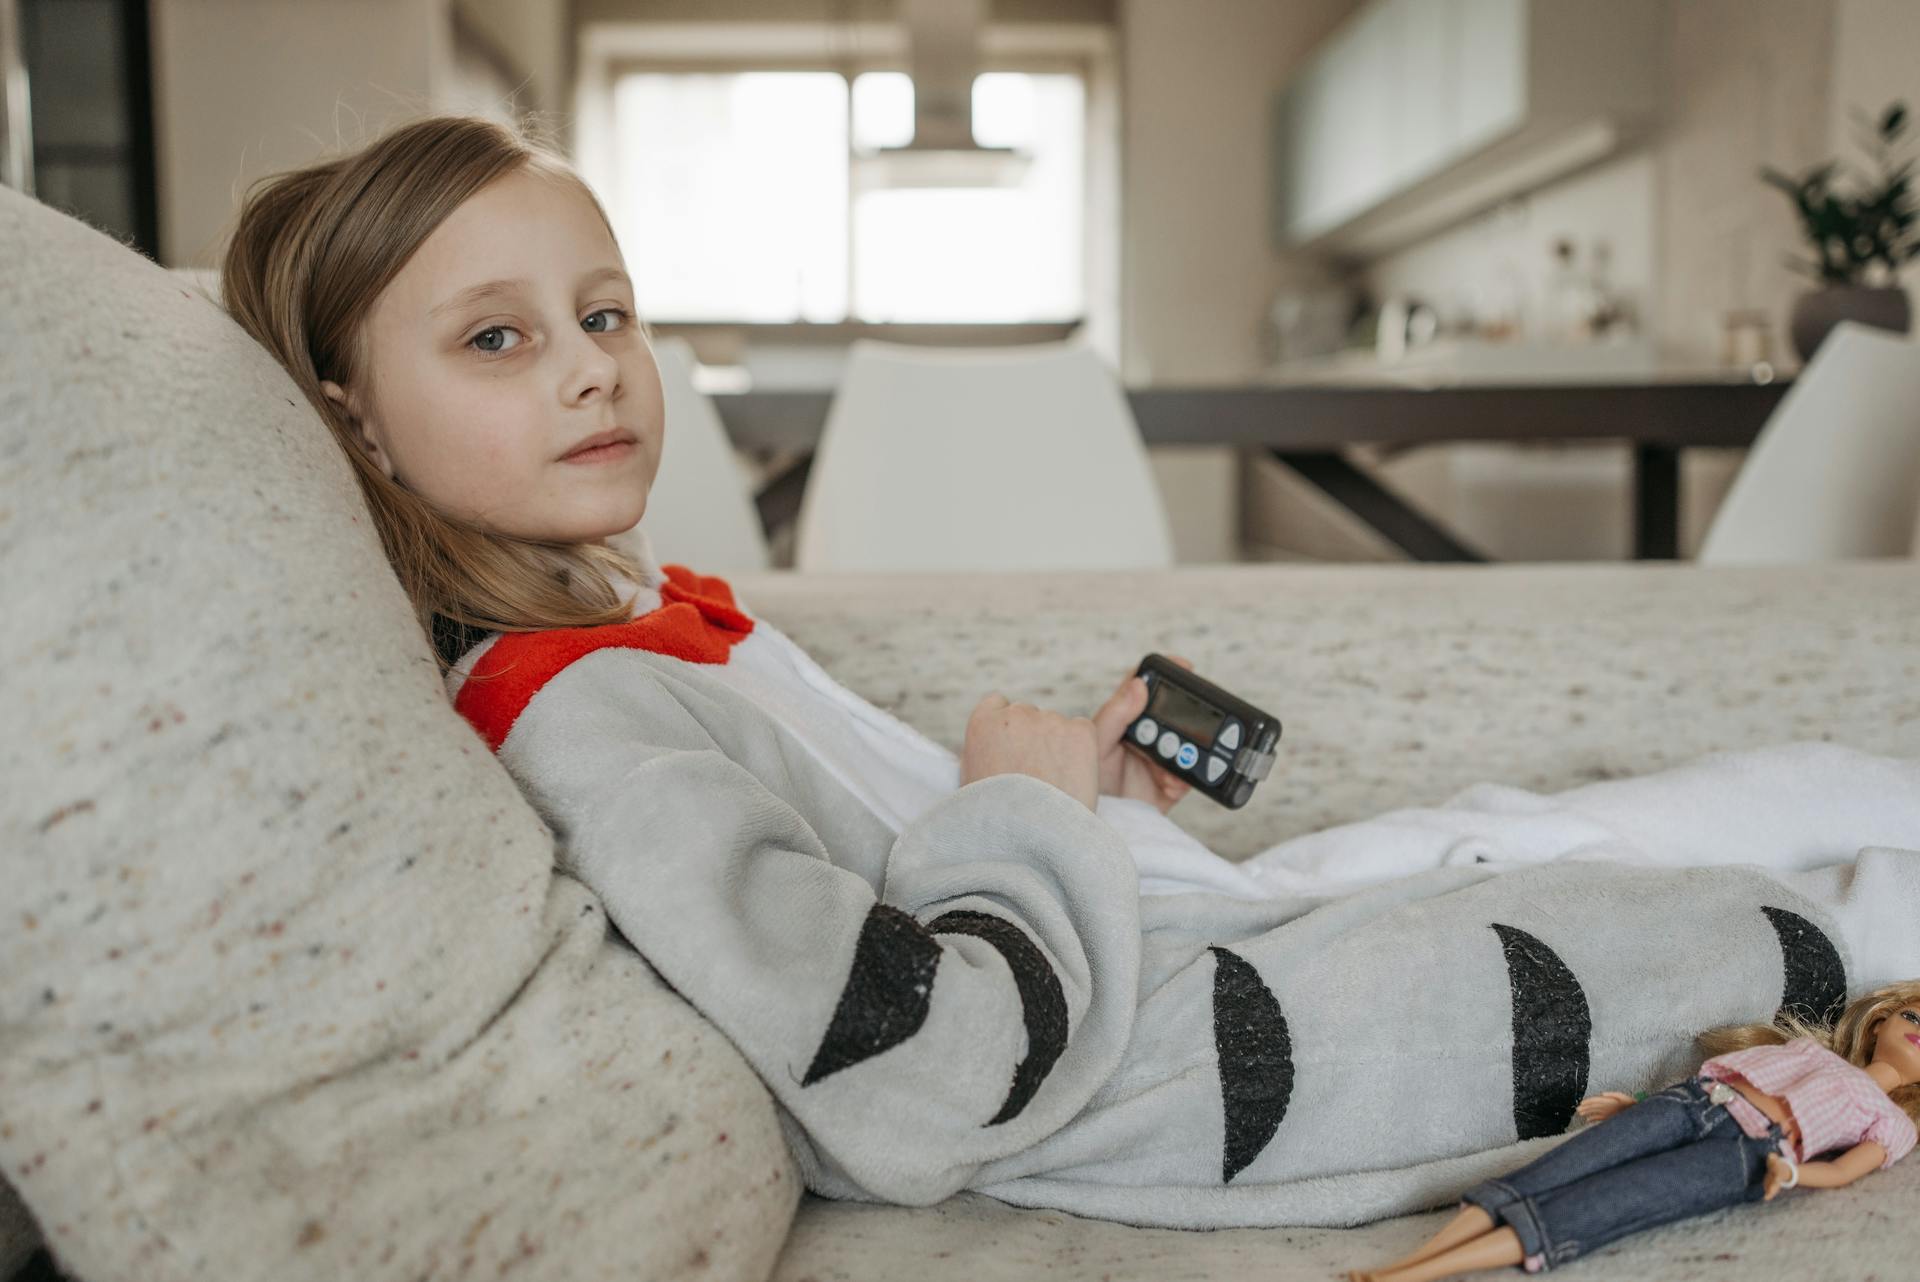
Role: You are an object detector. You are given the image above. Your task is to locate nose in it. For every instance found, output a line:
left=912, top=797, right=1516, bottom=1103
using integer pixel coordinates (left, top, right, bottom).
left=561, top=326, right=622, bottom=406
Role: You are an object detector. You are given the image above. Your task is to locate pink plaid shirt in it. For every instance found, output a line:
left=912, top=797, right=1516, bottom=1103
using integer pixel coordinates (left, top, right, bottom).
left=1699, top=1038, right=1916, bottom=1169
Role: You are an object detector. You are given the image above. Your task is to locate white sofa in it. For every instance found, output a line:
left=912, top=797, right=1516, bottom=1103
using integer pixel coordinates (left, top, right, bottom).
left=5, top=183, right=1917, bottom=1282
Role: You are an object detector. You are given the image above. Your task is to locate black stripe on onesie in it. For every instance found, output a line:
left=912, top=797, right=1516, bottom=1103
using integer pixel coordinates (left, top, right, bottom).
left=928, top=909, right=1070, bottom=1126
left=1760, top=905, right=1847, bottom=1028
left=802, top=904, right=943, bottom=1086
left=1491, top=923, right=1592, bottom=1141
left=801, top=904, right=1070, bottom=1128
left=1210, top=946, right=1295, bottom=1183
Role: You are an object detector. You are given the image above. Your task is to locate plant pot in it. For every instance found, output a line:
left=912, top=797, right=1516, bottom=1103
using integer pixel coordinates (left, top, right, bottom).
left=1789, top=285, right=1912, bottom=361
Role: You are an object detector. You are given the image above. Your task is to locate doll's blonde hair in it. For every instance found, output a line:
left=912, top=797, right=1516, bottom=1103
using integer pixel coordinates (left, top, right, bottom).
left=1697, top=981, right=1920, bottom=1126
left=218, top=112, right=651, bottom=675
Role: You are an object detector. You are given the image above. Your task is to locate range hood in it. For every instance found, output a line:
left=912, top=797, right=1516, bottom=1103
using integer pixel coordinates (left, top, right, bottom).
left=856, top=0, right=1031, bottom=189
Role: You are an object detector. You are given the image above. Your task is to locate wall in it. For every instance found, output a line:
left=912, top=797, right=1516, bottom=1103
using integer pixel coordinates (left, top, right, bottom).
left=149, top=0, right=457, bottom=269
left=1116, top=0, right=1360, bottom=562
left=151, top=2, right=574, bottom=271
left=1116, top=0, right=1357, bottom=384
left=1656, top=0, right=1835, bottom=367
left=451, top=0, right=570, bottom=132
left=1362, top=153, right=1657, bottom=350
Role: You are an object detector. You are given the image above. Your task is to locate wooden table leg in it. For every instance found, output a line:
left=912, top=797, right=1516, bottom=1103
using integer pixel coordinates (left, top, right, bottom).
left=1272, top=449, right=1489, bottom=562
left=1633, top=444, right=1680, bottom=560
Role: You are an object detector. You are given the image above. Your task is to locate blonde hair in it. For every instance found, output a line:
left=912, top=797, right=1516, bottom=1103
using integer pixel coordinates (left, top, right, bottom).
left=219, top=112, right=651, bottom=675
left=1697, top=981, right=1920, bottom=1126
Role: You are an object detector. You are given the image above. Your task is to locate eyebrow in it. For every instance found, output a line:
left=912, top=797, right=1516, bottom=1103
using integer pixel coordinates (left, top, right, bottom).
left=430, top=266, right=631, bottom=319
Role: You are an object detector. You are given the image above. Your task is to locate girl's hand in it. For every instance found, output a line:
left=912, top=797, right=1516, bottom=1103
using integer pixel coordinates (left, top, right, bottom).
left=1090, top=656, right=1197, bottom=815
left=961, top=693, right=1101, bottom=812
left=1575, top=1092, right=1637, bottom=1125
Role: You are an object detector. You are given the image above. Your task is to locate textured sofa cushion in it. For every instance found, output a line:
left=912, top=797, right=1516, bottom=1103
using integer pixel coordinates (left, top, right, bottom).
left=0, top=185, right=796, bottom=1281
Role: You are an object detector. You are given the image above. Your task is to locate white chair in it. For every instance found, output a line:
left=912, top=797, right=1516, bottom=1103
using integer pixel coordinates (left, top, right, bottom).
left=794, top=339, right=1175, bottom=573
left=627, top=335, right=771, bottom=572
left=1698, top=322, right=1920, bottom=564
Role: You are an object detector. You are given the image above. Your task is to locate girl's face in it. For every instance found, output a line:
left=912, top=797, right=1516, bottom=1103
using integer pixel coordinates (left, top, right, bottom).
left=1873, top=1002, right=1920, bottom=1085
left=321, top=168, right=664, bottom=545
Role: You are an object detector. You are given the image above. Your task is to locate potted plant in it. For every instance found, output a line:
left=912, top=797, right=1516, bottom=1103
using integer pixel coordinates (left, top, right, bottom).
left=1762, top=100, right=1917, bottom=360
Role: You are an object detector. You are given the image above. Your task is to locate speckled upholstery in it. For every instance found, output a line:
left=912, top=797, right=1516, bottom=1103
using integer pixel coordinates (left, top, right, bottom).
left=734, top=563, right=1920, bottom=860
left=1, top=185, right=795, bottom=1281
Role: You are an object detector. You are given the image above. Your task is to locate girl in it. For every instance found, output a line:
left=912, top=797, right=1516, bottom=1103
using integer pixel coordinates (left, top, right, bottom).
left=1348, top=983, right=1920, bottom=1280
left=217, top=112, right=1920, bottom=1231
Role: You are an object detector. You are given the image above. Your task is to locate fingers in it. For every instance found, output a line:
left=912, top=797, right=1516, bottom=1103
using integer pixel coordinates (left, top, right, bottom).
left=1091, top=654, right=1194, bottom=750
left=973, top=692, right=1010, bottom=715
left=1091, top=676, right=1149, bottom=747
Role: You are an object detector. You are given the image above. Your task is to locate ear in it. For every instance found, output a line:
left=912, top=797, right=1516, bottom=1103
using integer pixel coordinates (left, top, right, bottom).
left=319, top=379, right=396, bottom=482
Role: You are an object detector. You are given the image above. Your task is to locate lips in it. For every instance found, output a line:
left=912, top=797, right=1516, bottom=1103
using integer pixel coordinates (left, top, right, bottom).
left=560, top=428, right=637, bottom=460
left=1907, top=1033, right=1920, bottom=1048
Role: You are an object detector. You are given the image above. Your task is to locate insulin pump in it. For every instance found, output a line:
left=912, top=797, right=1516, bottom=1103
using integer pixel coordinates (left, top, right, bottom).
left=1122, top=653, right=1282, bottom=809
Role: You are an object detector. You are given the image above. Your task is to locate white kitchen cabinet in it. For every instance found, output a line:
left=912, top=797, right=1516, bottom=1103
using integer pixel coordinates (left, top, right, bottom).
left=1391, top=0, right=1460, bottom=189
left=1454, top=0, right=1527, bottom=156
left=1275, top=0, right=1662, bottom=258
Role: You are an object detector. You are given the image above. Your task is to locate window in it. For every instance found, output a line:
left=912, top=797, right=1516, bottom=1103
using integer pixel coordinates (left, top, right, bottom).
left=610, top=68, right=1086, bottom=325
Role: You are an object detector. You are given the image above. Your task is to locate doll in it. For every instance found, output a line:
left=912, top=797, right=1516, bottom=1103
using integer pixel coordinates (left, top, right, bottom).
left=1348, top=981, right=1920, bottom=1281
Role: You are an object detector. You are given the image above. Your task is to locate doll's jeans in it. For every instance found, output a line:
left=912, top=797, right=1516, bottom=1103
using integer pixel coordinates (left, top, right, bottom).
left=1459, top=1077, right=1787, bottom=1273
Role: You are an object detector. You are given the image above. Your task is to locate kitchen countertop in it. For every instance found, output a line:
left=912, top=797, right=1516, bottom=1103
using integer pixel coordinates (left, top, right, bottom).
left=1258, top=338, right=1791, bottom=389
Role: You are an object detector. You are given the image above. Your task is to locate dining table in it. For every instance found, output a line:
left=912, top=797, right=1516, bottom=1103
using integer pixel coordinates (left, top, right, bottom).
left=709, top=376, right=1791, bottom=562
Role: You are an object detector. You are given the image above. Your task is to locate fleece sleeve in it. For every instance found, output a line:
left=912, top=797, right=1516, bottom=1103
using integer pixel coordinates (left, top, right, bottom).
left=495, top=655, right=1145, bottom=1205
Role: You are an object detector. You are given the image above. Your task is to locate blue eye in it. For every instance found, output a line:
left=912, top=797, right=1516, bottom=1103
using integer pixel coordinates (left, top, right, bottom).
left=1902, top=1009, right=1920, bottom=1026
left=469, top=324, right=521, bottom=356
left=583, top=306, right=632, bottom=333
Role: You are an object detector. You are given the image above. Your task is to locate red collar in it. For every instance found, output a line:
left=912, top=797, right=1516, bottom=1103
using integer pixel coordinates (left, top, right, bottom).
left=453, top=564, right=754, bottom=752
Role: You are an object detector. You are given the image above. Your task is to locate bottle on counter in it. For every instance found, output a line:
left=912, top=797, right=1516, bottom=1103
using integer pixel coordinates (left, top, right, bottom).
left=1586, top=240, right=1636, bottom=339
left=1543, top=238, right=1592, bottom=343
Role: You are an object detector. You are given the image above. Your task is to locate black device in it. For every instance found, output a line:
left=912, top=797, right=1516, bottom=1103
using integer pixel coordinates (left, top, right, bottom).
left=1121, top=654, right=1281, bottom=809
